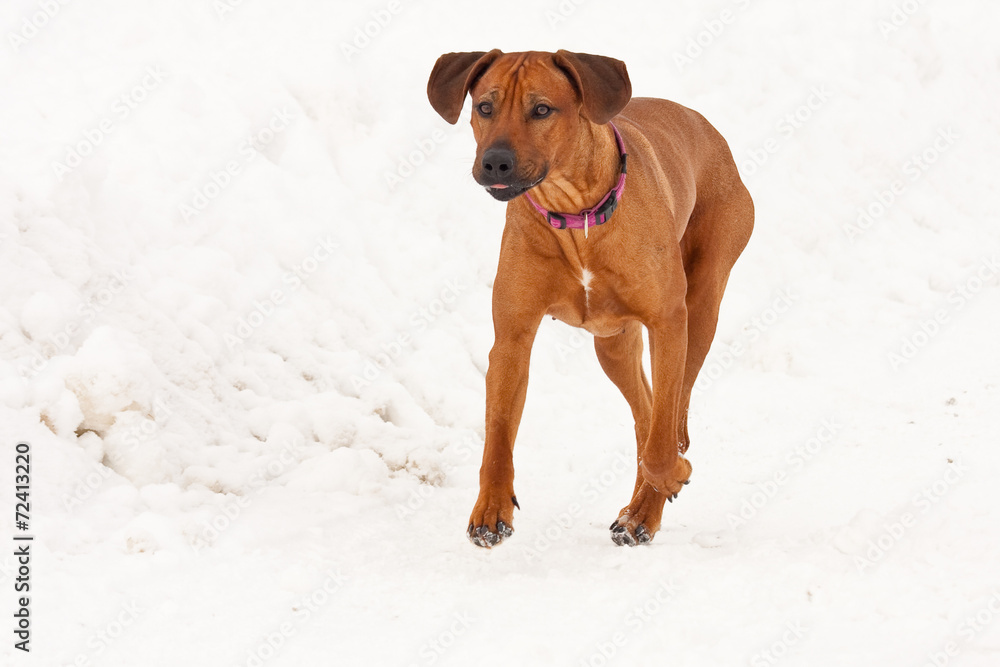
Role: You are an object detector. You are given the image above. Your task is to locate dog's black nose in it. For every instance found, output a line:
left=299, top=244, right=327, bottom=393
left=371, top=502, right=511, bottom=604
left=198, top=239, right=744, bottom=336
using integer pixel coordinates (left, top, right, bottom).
left=481, top=146, right=516, bottom=182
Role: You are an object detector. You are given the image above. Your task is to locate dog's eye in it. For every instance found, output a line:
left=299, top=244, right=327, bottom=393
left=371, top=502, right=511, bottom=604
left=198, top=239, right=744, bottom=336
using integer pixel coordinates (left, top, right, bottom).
left=533, top=104, right=552, bottom=118
left=477, top=102, right=493, bottom=117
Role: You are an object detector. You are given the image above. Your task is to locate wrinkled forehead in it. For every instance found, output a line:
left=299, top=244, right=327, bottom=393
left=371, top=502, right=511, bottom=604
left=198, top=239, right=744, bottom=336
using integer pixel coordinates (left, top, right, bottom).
left=471, top=52, right=576, bottom=102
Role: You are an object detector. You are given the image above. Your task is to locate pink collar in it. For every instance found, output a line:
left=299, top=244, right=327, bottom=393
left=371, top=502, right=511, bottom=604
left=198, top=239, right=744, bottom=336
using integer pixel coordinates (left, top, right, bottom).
left=524, top=122, right=628, bottom=235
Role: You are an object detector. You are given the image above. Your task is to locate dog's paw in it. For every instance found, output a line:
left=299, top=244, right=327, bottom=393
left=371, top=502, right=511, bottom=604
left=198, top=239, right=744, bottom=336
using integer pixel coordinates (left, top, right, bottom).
left=639, top=453, right=692, bottom=499
left=609, top=519, right=653, bottom=547
left=467, top=490, right=518, bottom=548
left=610, top=480, right=680, bottom=547
left=468, top=521, right=514, bottom=548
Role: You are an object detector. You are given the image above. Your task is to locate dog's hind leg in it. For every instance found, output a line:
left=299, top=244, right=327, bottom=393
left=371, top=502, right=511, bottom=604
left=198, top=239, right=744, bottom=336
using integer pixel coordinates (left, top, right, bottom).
left=595, top=321, right=669, bottom=545
left=677, top=185, right=754, bottom=453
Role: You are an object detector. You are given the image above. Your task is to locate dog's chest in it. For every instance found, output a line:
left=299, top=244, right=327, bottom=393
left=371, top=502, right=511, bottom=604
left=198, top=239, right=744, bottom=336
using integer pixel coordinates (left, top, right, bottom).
left=547, top=267, right=628, bottom=338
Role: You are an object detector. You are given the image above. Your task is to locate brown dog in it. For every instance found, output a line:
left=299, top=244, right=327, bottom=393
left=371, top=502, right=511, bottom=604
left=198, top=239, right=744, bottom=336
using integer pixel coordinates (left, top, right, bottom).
left=427, top=50, right=753, bottom=547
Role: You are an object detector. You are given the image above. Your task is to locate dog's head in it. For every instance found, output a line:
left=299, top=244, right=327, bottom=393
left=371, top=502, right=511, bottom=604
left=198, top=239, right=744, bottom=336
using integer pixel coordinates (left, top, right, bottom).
left=427, top=50, right=631, bottom=201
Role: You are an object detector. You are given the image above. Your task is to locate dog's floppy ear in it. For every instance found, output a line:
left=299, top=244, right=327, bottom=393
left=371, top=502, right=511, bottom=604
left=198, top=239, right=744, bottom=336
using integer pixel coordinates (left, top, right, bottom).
left=553, top=51, right=632, bottom=125
left=427, top=50, right=503, bottom=124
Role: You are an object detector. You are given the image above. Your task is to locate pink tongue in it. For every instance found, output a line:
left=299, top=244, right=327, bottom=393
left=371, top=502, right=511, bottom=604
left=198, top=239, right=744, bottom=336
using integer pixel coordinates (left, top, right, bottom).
left=491, top=184, right=508, bottom=189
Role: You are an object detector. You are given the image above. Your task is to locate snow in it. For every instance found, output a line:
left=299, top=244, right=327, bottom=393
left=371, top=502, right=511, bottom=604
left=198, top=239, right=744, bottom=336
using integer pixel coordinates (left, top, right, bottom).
left=1, top=0, right=999, bottom=665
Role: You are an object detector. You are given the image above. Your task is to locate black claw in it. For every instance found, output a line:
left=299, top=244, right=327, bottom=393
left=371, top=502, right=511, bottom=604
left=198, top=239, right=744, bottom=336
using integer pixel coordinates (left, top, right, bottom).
left=635, top=525, right=651, bottom=544
left=611, top=527, right=637, bottom=547
left=511, top=495, right=520, bottom=510
left=673, top=493, right=678, bottom=500
left=610, top=520, right=620, bottom=530
left=683, top=480, right=690, bottom=485
left=667, top=496, right=673, bottom=503
left=469, top=518, right=513, bottom=547
left=474, top=525, right=500, bottom=547
left=610, top=523, right=638, bottom=547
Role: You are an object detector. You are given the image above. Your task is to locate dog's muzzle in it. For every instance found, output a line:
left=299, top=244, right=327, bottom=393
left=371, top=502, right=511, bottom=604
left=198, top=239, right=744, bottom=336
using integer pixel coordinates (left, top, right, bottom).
left=476, top=145, right=545, bottom=201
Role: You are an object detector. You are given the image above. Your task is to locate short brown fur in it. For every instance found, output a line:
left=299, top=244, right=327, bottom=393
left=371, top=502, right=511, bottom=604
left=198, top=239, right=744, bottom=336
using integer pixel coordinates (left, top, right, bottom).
left=427, top=50, right=754, bottom=547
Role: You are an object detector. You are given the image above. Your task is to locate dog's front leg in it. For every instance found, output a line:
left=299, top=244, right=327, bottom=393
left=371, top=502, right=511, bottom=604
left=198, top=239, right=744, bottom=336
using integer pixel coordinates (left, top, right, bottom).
left=609, top=305, right=692, bottom=546
left=468, top=319, right=541, bottom=548
left=468, top=330, right=537, bottom=547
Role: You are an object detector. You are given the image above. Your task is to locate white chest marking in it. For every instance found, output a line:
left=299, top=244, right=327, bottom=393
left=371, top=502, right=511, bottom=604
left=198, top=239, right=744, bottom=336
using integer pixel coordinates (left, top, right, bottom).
left=581, top=268, right=593, bottom=309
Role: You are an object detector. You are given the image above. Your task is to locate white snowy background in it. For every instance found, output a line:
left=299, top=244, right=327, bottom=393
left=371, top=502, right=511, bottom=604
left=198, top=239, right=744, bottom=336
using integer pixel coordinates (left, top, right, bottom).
left=1, top=0, right=999, bottom=665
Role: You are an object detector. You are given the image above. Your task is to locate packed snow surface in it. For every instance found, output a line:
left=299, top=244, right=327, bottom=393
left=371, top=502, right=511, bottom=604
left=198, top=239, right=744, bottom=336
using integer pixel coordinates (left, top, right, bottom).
left=1, top=1, right=999, bottom=665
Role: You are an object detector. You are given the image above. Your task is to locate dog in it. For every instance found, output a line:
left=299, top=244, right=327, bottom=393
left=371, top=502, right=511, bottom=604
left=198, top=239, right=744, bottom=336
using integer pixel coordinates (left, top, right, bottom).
left=427, top=50, right=753, bottom=547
